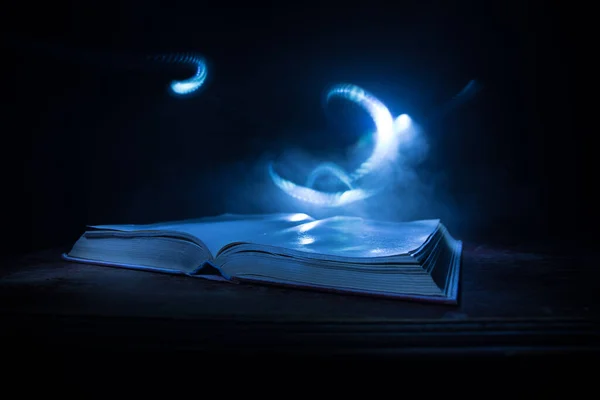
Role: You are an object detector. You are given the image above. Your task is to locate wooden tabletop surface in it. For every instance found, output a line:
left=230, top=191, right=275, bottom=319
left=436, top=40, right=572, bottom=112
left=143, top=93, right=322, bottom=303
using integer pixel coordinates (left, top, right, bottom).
left=1, top=243, right=598, bottom=357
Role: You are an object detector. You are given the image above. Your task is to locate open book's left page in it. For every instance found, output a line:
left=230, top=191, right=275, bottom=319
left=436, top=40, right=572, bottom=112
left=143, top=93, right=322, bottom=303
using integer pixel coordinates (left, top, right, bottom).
left=91, top=213, right=317, bottom=256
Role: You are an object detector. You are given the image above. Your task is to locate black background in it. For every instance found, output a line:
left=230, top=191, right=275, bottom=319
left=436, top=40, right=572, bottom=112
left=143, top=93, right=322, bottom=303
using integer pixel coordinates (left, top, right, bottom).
left=2, top=0, right=583, bottom=260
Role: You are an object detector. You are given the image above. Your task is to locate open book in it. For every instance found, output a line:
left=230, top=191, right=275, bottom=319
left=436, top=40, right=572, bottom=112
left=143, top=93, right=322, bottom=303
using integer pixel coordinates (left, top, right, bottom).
left=63, top=213, right=462, bottom=304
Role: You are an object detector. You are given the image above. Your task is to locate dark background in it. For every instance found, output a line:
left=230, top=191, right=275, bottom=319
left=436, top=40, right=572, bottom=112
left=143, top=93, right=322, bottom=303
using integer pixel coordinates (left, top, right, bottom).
left=2, top=1, right=583, bottom=260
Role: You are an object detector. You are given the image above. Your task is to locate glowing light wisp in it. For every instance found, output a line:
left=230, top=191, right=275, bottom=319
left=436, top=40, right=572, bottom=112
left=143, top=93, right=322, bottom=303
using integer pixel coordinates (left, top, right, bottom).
left=269, top=165, right=374, bottom=207
left=153, top=53, right=208, bottom=96
left=326, top=84, right=399, bottom=181
left=305, top=162, right=354, bottom=190
left=270, top=83, right=412, bottom=207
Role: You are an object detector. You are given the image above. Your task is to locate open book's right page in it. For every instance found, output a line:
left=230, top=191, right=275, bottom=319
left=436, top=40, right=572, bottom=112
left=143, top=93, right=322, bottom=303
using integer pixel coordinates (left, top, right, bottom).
left=230, top=216, right=441, bottom=259
left=214, top=216, right=458, bottom=302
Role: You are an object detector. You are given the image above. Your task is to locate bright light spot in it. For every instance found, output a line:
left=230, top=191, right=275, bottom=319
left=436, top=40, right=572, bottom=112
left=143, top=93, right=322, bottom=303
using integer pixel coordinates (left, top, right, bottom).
left=298, top=236, right=315, bottom=245
left=287, top=213, right=311, bottom=222
left=298, top=220, right=322, bottom=233
left=171, top=80, right=202, bottom=95
left=394, top=114, right=412, bottom=132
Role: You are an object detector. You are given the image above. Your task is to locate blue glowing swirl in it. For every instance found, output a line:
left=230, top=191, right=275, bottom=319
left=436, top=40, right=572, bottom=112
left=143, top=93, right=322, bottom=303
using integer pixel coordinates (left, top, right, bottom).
left=153, top=53, right=207, bottom=96
left=326, top=84, right=399, bottom=181
left=305, top=162, right=354, bottom=190
left=269, top=164, right=374, bottom=207
left=270, top=84, right=412, bottom=207
left=5, top=38, right=208, bottom=97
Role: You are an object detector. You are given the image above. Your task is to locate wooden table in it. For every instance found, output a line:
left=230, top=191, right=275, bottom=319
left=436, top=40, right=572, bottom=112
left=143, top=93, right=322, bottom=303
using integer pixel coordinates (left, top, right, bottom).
left=1, top=243, right=598, bottom=362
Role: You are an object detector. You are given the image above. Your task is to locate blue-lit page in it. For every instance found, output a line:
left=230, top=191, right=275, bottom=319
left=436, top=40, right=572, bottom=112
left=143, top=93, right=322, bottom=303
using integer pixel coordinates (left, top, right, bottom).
left=222, top=217, right=440, bottom=259
left=91, top=213, right=316, bottom=256
left=91, top=214, right=439, bottom=260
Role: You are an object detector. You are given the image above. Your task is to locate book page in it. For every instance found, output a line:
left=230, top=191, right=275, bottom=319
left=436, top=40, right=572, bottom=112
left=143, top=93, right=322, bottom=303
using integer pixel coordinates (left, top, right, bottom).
left=91, top=213, right=316, bottom=256
left=250, top=216, right=439, bottom=258
left=92, top=214, right=439, bottom=259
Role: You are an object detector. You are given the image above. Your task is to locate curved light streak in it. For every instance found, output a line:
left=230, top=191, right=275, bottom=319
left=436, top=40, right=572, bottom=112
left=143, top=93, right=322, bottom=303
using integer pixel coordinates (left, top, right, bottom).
left=8, top=39, right=209, bottom=97
left=305, top=162, right=354, bottom=190
left=153, top=53, right=207, bottom=96
left=270, top=84, right=411, bottom=207
left=326, top=84, right=398, bottom=181
left=269, top=164, right=374, bottom=207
